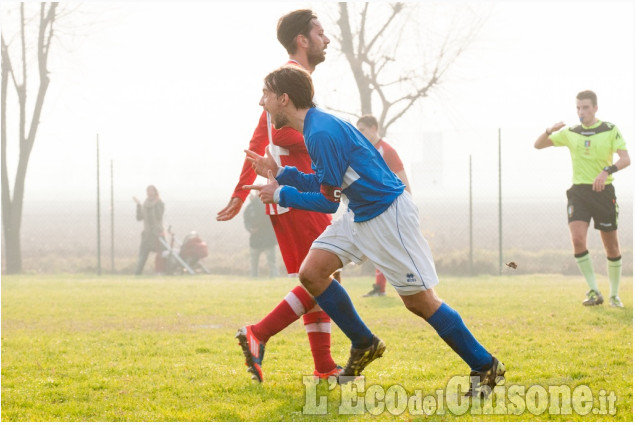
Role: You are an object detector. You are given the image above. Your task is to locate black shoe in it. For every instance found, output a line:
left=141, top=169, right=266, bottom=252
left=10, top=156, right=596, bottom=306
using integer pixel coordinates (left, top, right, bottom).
left=338, top=335, right=386, bottom=384
left=582, top=289, right=604, bottom=306
left=464, top=357, right=506, bottom=398
left=363, top=284, right=386, bottom=297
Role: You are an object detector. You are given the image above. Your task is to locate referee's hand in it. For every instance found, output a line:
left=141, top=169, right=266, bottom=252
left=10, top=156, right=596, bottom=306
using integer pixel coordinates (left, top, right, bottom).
left=592, top=170, right=609, bottom=192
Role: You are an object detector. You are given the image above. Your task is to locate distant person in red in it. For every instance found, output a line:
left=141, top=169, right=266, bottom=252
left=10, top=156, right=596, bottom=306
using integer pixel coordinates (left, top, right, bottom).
left=216, top=10, right=341, bottom=382
left=133, top=185, right=166, bottom=275
left=356, top=115, right=412, bottom=297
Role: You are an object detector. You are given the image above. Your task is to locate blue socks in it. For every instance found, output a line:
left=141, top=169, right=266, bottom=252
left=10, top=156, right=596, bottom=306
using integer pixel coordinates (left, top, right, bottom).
left=427, top=302, right=493, bottom=372
left=314, top=281, right=492, bottom=370
left=315, top=279, right=373, bottom=348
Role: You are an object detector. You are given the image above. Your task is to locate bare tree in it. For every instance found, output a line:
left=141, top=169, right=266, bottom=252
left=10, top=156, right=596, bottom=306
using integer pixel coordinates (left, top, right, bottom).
left=328, top=2, right=488, bottom=135
left=1, top=3, right=59, bottom=273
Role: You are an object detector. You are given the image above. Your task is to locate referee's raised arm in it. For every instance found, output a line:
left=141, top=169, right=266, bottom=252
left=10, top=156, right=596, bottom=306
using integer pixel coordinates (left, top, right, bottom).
left=534, top=121, right=565, bottom=149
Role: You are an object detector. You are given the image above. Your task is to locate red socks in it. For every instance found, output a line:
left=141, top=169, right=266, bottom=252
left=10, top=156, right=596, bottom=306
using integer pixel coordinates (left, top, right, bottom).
left=251, top=285, right=314, bottom=342
left=250, top=285, right=336, bottom=374
left=303, top=310, right=337, bottom=374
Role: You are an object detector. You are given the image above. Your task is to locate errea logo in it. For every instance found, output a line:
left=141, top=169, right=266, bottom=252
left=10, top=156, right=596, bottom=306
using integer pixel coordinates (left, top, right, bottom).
left=406, top=273, right=417, bottom=283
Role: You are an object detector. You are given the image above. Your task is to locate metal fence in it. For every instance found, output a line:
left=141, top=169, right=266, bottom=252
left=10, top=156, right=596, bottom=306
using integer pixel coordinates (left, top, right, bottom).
left=2, top=127, right=633, bottom=277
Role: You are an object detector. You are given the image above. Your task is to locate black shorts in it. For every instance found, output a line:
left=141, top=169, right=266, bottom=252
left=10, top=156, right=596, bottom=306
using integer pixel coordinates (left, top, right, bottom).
left=566, top=184, right=619, bottom=231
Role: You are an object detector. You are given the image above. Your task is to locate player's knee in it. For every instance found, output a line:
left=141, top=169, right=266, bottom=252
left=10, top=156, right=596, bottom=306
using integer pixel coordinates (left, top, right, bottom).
left=401, top=289, right=442, bottom=320
left=298, top=266, right=318, bottom=289
left=404, top=302, right=426, bottom=319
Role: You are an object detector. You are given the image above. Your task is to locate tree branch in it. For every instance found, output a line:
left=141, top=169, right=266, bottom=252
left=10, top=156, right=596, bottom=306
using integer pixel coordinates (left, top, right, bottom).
left=365, top=3, right=403, bottom=54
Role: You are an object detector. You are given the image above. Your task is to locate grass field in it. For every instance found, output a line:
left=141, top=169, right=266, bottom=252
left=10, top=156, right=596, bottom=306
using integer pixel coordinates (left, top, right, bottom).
left=1, top=274, right=632, bottom=421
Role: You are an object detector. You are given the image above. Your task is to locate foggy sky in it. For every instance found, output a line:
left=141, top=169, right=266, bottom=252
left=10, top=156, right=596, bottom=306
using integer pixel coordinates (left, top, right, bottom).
left=2, top=1, right=633, bottom=207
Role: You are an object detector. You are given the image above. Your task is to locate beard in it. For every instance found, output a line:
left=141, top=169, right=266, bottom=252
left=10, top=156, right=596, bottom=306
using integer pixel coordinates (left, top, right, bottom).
left=272, top=112, right=289, bottom=130
left=307, top=42, right=326, bottom=67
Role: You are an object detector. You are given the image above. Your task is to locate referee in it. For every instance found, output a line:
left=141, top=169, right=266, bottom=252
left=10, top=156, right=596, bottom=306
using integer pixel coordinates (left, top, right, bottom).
left=534, top=90, right=630, bottom=307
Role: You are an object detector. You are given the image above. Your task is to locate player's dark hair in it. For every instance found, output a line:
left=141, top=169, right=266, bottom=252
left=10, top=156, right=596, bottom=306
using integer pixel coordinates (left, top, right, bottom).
left=576, top=90, right=597, bottom=106
left=357, top=115, right=379, bottom=129
left=264, top=65, right=315, bottom=110
left=277, top=9, right=317, bottom=54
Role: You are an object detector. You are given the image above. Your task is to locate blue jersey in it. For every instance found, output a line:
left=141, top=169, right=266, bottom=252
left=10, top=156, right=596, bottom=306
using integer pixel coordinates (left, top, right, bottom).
left=277, top=107, right=405, bottom=222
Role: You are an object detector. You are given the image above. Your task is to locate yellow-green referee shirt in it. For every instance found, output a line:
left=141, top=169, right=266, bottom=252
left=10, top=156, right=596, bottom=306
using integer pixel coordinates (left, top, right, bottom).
left=550, top=120, right=627, bottom=184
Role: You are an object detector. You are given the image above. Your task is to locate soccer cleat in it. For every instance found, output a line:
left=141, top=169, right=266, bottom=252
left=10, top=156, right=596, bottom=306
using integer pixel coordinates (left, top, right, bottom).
left=235, top=326, right=265, bottom=383
left=338, top=335, right=386, bottom=384
left=582, top=289, right=604, bottom=306
left=313, top=365, right=343, bottom=380
left=465, top=356, right=506, bottom=398
left=609, top=295, right=624, bottom=308
left=363, top=284, right=386, bottom=297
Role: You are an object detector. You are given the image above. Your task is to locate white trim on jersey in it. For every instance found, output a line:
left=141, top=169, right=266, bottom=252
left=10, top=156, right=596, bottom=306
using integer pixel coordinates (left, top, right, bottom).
left=341, top=166, right=360, bottom=189
left=265, top=112, right=290, bottom=216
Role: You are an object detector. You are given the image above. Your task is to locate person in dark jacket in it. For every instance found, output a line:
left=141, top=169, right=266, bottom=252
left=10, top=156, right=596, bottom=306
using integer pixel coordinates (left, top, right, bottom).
left=243, top=193, right=278, bottom=278
left=133, top=185, right=165, bottom=275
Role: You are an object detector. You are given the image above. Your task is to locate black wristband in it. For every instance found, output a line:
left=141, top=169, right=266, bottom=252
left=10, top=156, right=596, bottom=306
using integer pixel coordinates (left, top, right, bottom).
left=603, top=165, right=619, bottom=174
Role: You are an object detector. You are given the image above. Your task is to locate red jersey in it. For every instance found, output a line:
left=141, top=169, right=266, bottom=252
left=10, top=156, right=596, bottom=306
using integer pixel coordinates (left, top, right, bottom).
left=375, top=139, right=404, bottom=174
left=229, top=61, right=332, bottom=274
left=231, top=61, right=313, bottom=215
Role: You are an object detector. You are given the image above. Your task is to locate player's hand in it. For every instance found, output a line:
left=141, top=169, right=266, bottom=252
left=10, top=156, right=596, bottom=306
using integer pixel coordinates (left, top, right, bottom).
left=245, top=146, right=279, bottom=178
left=216, top=197, right=244, bottom=221
left=243, top=170, right=279, bottom=204
left=547, top=121, right=566, bottom=134
left=133, top=196, right=140, bottom=205
left=592, top=170, right=609, bottom=192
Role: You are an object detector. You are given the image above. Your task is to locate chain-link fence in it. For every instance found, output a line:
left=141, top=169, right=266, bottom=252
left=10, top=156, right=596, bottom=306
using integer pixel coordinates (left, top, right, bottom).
left=3, top=127, right=632, bottom=277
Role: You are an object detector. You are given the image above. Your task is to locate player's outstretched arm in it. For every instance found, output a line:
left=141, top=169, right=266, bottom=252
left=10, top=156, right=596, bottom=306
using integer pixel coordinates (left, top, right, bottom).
left=216, top=197, right=244, bottom=221
left=534, top=121, right=565, bottom=149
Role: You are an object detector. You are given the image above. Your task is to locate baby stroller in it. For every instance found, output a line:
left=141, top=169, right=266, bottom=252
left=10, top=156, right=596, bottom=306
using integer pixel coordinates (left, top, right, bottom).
left=159, top=226, right=210, bottom=275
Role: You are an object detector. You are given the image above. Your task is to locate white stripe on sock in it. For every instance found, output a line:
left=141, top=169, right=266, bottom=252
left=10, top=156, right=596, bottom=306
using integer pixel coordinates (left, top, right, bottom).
left=305, top=322, right=331, bottom=333
left=284, top=291, right=306, bottom=317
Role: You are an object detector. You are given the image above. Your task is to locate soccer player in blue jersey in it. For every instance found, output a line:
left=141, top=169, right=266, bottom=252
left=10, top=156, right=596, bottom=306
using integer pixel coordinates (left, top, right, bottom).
left=244, top=65, right=505, bottom=395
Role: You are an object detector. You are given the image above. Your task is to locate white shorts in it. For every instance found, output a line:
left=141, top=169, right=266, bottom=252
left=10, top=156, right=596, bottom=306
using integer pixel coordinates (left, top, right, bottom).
left=311, top=192, right=439, bottom=296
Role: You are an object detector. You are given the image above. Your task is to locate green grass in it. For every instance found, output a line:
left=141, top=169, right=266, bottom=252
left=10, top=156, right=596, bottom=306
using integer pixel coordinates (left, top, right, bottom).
left=1, top=274, right=632, bottom=421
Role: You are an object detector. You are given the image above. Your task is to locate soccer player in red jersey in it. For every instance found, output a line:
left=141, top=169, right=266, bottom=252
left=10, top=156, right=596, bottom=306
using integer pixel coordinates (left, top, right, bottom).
left=356, top=115, right=412, bottom=297
left=216, top=10, right=341, bottom=382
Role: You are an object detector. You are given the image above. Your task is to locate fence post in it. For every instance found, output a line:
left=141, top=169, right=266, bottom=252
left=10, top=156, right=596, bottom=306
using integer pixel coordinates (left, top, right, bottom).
left=96, top=135, right=101, bottom=275
left=469, top=155, right=473, bottom=275
left=110, top=159, right=115, bottom=273
left=498, top=128, right=502, bottom=276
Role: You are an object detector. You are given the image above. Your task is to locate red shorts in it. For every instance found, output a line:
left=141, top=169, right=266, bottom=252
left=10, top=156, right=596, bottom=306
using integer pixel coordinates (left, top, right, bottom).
left=269, top=208, right=332, bottom=275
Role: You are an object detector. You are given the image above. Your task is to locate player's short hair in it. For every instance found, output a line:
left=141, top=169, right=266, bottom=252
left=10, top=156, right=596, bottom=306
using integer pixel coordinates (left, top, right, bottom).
left=264, top=65, right=315, bottom=110
left=277, top=9, right=317, bottom=54
left=357, top=115, right=379, bottom=129
left=576, top=90, right=597, bottom=106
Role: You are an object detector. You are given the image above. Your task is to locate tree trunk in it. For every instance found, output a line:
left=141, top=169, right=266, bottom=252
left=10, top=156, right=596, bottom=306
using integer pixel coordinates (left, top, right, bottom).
left=1, top=3, right=57, bottom=274
left=3, top=214, right=22, bottom=274
left=337, top=3, right=373, bottom=115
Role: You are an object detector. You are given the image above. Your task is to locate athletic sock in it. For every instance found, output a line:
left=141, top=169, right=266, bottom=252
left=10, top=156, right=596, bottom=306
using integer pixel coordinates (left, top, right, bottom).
left=608, top=256, right=622, bottom=298
left=375, top=269, right=387, bottom=293
left=303, top=310, right=337, bottom=374
left=426, top=302, right=493, bottom=372
left=251, top=286, right=316, bottom=343
left=314, top=279, right=374, bottom=349
left=575, top=251, right=599, bottom=292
